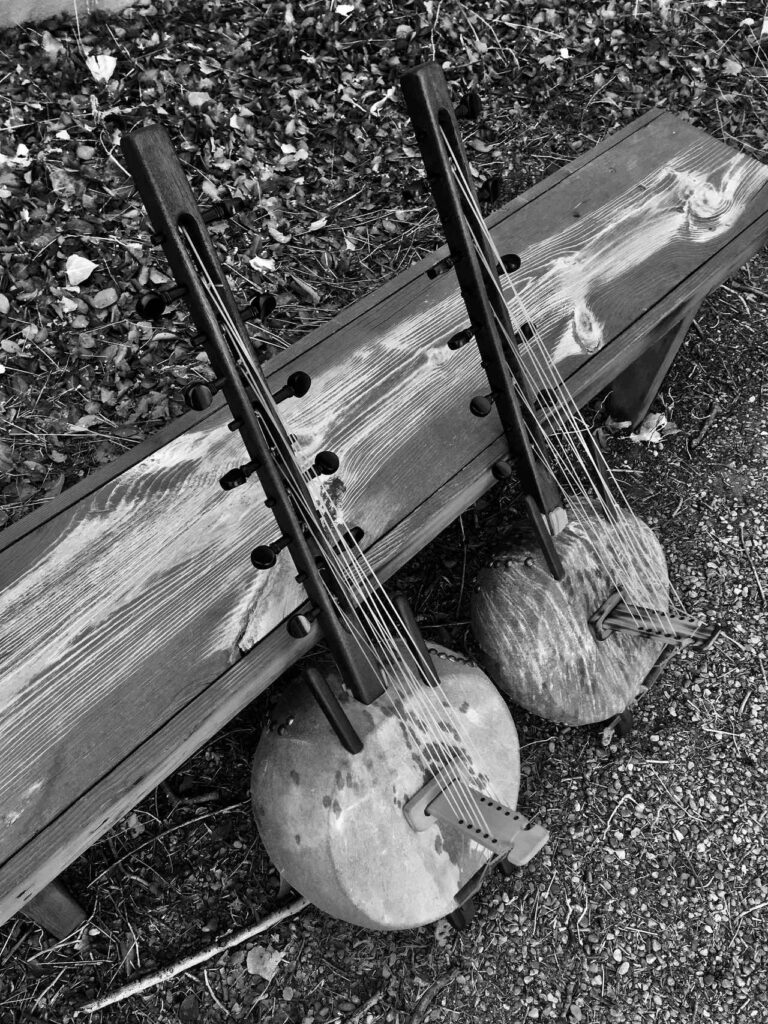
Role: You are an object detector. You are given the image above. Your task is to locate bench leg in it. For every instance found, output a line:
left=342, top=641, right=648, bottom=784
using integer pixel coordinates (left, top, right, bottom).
left=609, top=302, right=700, bottom=427
left=22, top=879, right=88, bottom=939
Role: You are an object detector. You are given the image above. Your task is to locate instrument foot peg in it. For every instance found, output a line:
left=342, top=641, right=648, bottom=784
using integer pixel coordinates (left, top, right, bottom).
left=447, top=896, right=476, bottom=932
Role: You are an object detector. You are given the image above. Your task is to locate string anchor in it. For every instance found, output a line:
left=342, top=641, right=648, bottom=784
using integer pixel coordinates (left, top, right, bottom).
left=308, top=451, right=340, bottom=479
left=219, top=461, right=258, bottom=490
left=136, top=285, right=186, bottom=320
left=404, top=761, right=548, bottom=867
left=251, top=535, right=292, bottom=570
left=590, top=592, right=721, bottom=651
left=273, top=371, right=312, bottom=404
left=182, top=376, right=227, bottom=412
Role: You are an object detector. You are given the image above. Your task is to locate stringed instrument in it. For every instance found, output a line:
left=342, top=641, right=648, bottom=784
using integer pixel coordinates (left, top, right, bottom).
left=399, top=64, right=719, bottom=731
left=122, top=62, right=718, bottom=933
left=121, top=93, right=548, bottom=933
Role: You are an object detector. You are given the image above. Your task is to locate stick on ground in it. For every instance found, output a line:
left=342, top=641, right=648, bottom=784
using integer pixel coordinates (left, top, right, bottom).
left=75, top=896, right=310, bottom=1015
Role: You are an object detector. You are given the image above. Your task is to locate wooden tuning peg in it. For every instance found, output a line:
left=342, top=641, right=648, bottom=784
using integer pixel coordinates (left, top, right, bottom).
left=201, top=198, right=239, bottom=224
left=182, top=376, right=227, bottom=412
left=251, top=535, right=291, bottom=570
left=136, top=285, right=186, bottom=319
left=219, top=461, right=257, bottom=490
left=470, top=394, right=495, bottom=417
left=273, top=371, right=311, bottom=404
left=308, top=450, right=339, bottom=479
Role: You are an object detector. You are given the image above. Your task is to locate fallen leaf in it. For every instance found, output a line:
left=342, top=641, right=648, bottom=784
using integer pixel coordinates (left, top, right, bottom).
left=85, top=54, right=117, bottom=84
left=0, top=294, right=9, bottom=315
left=178, top=993, right=200, bottom=1022
left=41, top=30, right=65, bottom=62
left=49, top=166, right=78, bottom=197
left=187, top=90, right=213, bottom=108
left=268, top=224, right=292, bottom=244
left=248, top=255, right=276, bottom=273
left=246, top=944, right=285, bottom=980
left=308, top=217, right=328, bottom=232
left=70, top=414, right=103, bottom=431
left=0, top=441, right=14, bottom=475
left=290, top=275, right=321, bottom=304
left=90, top=287, right=119, bottom=309
left=629, top=412, right=667, bottom=444
left=66, top=254, right=98, bottom=286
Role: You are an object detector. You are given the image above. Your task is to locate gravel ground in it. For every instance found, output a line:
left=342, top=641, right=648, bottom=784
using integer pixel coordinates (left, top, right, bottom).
left=1, top=2, right=767, bottom=1022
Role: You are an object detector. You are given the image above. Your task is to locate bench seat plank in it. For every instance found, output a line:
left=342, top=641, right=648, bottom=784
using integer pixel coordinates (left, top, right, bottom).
left=1, top=111, right=766, bottom=924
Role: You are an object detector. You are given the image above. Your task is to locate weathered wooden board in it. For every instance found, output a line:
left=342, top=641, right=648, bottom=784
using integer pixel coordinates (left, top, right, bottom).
left=1, top=111, right=767, bottom=925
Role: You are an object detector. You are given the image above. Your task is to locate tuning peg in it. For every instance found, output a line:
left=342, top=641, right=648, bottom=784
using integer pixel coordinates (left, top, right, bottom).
left=251, top=534, right=291, bottom=570
left=136, top=285, right=186, bottom=320
left=287, top=605, right=321, bottom=639
left=447, top=328, right=474, bottom=351
left=273, top=371, right=312, bottom=404
left=455, top=87, right=483, bottom=120
left=470, top=394, right=495, bottom=417
left=253, top=292, right=277, bottom=321
left=308, top=450, right=339, bottom=479
left=201, top=198, right=239, bottom=224
left=498, top=254, right=521, bottom=275
left=182, top=376, right=227, bottom=411
left=219, top=461, right=257, bottom=490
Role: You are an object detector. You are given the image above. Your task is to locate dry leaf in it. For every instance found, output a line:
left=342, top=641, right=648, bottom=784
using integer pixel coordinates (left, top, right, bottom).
left=66, top=254, right=98, bottom=286
left=290, top=275, right=321, bottom=304
left=308, top=217, right=328, bottom=232
left=187, top=90, right=213, bottom=108
left=91, top=287, right=118, bottom=309
left=85, top=54, right=117, bottom=84
left=246, top=944, right=285, bottom=980
left=629, top=412, right=667, bottom=444
left=0, top=294, right=9, bottom=315
left=248, top=255, right=276, bottom=273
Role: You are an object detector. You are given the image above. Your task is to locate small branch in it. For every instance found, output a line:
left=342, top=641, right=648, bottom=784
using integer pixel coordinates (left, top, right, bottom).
left=739, top=523, right=767, bottom=607
left=689, top=400, right=721, bottom=449
left=347, top=991, right=385, bottom=1023
left=408, top=970, right=459, bottom=1024
left=728, top=281, right=768, bottom=302
left=75, top=896, right=310, bottom=1015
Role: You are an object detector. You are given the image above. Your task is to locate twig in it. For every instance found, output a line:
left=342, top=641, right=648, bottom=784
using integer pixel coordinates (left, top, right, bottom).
left=689, top=400, right=721, bottom=449
left=204, top=968, right=232, bottom=1018
left=347, top=990, right=385, bottom=1023
left=408, top=970, right=459, bottom=1024
left=728, top=281, right=768, bottom=302
left=738, top=524, right=766, bottom=607
left=75, top=896, right=310, bottom=1015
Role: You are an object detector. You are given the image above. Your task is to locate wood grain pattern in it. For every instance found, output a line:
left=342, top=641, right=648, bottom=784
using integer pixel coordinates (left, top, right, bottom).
left=1, top=112, right=766, bottom=925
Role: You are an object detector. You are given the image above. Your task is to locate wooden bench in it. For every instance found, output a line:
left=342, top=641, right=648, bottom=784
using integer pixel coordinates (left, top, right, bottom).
left=1, top=108, right=767, bottom=933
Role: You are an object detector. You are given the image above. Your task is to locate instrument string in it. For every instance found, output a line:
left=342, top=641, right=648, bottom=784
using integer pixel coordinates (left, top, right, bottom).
left=440, top=133, right=683, bottom=637
left=179, top=224, right=498, bottom=832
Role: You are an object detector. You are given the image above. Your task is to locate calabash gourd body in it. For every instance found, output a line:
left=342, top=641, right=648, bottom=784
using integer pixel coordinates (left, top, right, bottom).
left=471, top=513, right=668, bottom=725
left=251, top=644, right=521, bottom=930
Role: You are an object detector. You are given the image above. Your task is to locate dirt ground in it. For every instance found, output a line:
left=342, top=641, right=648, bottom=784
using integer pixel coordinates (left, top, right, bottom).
left=1, top=2, right=767, bottom=1022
